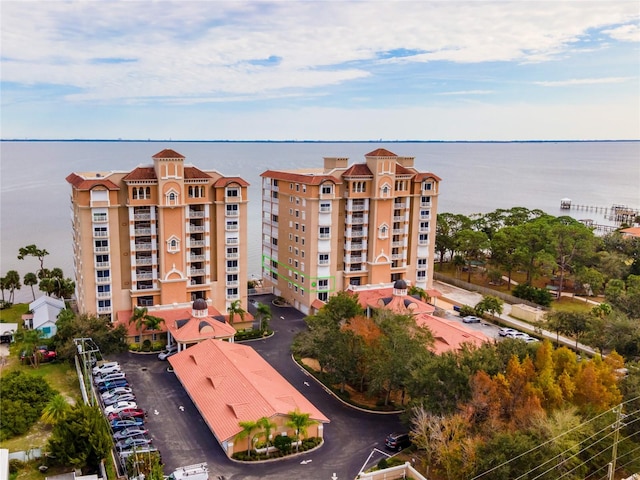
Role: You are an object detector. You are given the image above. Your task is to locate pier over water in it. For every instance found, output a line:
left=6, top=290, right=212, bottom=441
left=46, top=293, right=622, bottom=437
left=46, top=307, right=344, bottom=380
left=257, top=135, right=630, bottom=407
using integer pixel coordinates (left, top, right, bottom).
left=559, top=199, right=639, bottom=233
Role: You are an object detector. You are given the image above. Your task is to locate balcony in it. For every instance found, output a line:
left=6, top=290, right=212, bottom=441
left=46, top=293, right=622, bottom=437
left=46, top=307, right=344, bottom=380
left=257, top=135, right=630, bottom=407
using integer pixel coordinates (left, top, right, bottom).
left=136, top=283, right=154, bottom=290
left=189, top=254, right=205, bottom=262
left=349, top=230, right=365, bottom=238
left=96, top=277, right=111, bottom=284
left=94, top=246, right=109, bottom=253
left=226, top=224, right=239, bottom=231
left=135, top=243, right=152, bottom=251
left=391, top=254, right=405, bottom=260
left=226, top=292, right=240, bottom=300
left=394, top=201, right=406, bottom=209
left=134, top=228, right=152, bottom=236
left=190, top=268, right=205, bottom=276
left=347, top=204, right=366, bottom=212
left=188, top=210, right=205, bottom=218
left=393, top=228, right=405, bottom=235
left=97, top=306, right=112, bottom=314
left=135, top=257, right=153, bottom=265
left=418, top=239, right=429, bottom=246
left=319, top=206, right=331, bottom=213
left=225, top=209, right=239, bottom=217
left=393, top=216, right=405, bottom=222
left=392, top=241, right=405, bottom=247
left=420, top=213, right=431, bottom=220
left=419, top=226, right=430, bottom=233
left=318, top=259, right=329, bottom=265
left=93, top=231, right=108, bottom=238
left=226, top=266, right=239, bottom=273
left=226, top=280, right=239, bottom=287
left=92, top=216, right=108, bottom=223
left=345, top=255, right=363, bottom=263
left=97, top=291, right=111, bottom=299
left=189, top=239, right=205, bottom=247
left=318, top=233, right=330, bottom=240
left=226, top=252, right=239, bottom=259
left=136, top=272, right=153, bottom=280
left=95, top=261, right=110, bottom=268
left=421, top=201, right=431, bottom=208
left=346, top=217, right=365, bottom=225
left=133, top=213, right=151, bottom=220
left=188, top=225, right=205, bottom=233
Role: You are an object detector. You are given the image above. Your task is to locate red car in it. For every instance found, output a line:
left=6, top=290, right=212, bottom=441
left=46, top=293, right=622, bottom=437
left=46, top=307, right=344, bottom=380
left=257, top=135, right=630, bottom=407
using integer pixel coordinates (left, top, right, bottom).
left=107, top=408, right=146, bottom=421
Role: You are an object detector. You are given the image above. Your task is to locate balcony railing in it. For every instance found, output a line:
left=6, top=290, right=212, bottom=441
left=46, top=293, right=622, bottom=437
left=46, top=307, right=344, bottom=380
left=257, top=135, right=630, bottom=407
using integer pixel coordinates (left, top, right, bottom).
left=419, top=227, right=429, bottom=233
left=226, top=293, right=240, bottom=300
left=347, top=204, right=366, bottom=212
left=134, top=213, right=151, bottom=220
left=226, top=224, right=239, bottom=231
left=345, top=255, right=363, bottom=263
left=95, top=261, right=110, bottom=268
left=135, top=257, right=153, bottom=265
left=346, top=217, right=365, bottom=225
left=189, top=239, right=205, bottom=247
left=94, top=246, right=109, bottom=253
left=226, top=209, right=239, bottom=217
left=97, top=291, right=111, bottom=299
left=418, top=239, right=429, bottom=246
left=349, top=230, right=365, bottom=238
left=226, top=280, right=239, bottom=287
left=393, top=228, right=405, bottom=235
left=394, top=201, right=406, bottom=208
left=96, top=277, right=111, bottom=284
left=97, top=306, right=112, bottom=314
left=188, top=225, right=206, bottom=233
left=391, top=254, right=404, bottom=260
left=318, top=233, right=331, bottom=239
left=93, top=231, right=108, bottom=238
left=318, top=259, right=329, bottom=265
left=135, top=243, right=152, bottom=251
left=226, top=252, right=239, bottom=259
left=393, top=216, right=405, bottom=222
left=136, top=283, right=154, bottom=290
left=190, top=254, right=206, bottom=262
left=319, top=206, right=331, bottom=213
left=420, top=213, right=431, bottom=220
left=136, top=272, right=153, bottom=280
left=226, top=266, right=239, bottom=273
left=190, top=268, right=205, bottom=276
left=421, top=201, right=431, bottom=208
left=392, top=241, right=405, bottom=247
left=188, top=210, right=205, bottom=218
left=92, top=216, right=108, bottom=223
left=134, top=228, right=152, bottom=236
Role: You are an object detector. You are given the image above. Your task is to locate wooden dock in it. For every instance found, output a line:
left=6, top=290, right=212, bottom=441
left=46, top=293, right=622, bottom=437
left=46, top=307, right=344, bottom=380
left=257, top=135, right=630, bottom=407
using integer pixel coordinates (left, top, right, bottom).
left=560, top=200, right=639, bottom=223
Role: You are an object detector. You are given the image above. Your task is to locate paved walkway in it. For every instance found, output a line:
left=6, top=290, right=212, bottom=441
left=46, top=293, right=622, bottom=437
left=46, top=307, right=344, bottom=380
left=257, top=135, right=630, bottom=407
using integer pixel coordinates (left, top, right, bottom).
left=434, top=280, right=598, bottom=357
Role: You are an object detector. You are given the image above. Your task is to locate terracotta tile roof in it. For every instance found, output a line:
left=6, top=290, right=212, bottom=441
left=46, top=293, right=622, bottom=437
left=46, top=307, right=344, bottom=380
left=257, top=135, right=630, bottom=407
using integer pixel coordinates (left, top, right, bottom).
left=152, top=149, right=185, bottom=159
left=122, top=167, right=157, bottom=181
left=342, top=164, right=373, bottom=177
left=260, top=170, right=341, bottom=185
left=395, top=163, right=414, bottom=175
left=621, top=227, right=640, bottom=238
left=414, top=172, right=442, bottom=182
left=169, top=339, right=329, bottom=442
left=65, top=173, right=120, bottom=191
left=213, top=176, right=250, bottom=187
left=184, top=166, right=212, bottom=180
left=351, top=285, right=489, bottom=354
left=365, top=148, right=397, bottom=157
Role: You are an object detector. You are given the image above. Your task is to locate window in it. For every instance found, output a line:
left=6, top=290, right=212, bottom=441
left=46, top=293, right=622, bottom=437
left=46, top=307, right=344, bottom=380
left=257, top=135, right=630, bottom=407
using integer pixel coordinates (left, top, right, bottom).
left=167, top=236, right=180, bottom=253
left=93, top=212, right=107, bottom=223
left=294, top=248, right=299, bottom=256
left=94, top=226, right=108, bottom=237
left=420, top=210, right=430, bottom=220
left=98, top=299, right=111, bottom=308
left=226, top=187, right=239, bottom=198
left=226, top=220, right=239, bottom=231
left=272, top=214, right=278, bottom=223
left=295, top=210, right=299, bottom=217
left=352, top=181, right=366, bottom=193
left=318, top=292, right=328, bottom=301
left=295, top=184, right=300, bottom=191
left=417, top=270, right=426, bottom=280
left=319, top=227, right=330, bottom=239
left=378, top=224, right=389, bottom=239
left=295, top=223, right=299, bottom=231
left=318, top=253, right=329, bottom=265
left=295, top=235, right=299, bottom=243
left=294, top=260, right=298, bottom=268
left=320, top=202, right=331, bottom=213
left=97, top=284, right=111, bottom=293
left=417, top=258, right=427, bottom=268
left=94, top=239, right=109, bottom=252
left=95, top=254, right=109, bottom=267
left=420, top=221, right=430, bottom=232
left=421, top=196, right=431, bottom=206
left=227, top=287, right=239, bottom=299
left=321, top=184, right=333, bottom=195
left=418, top=233, right=429, bottom=245
left=226, top=204, right=239, bottom=216
left=318, top=279, right=329, bottom=290
left=423, top=181, right=433, bottom=191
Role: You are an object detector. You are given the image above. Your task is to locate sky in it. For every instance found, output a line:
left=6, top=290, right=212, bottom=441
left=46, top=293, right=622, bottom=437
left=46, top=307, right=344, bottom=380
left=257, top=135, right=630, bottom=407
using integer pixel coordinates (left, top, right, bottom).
left=1, top=1, right=639, bottom=141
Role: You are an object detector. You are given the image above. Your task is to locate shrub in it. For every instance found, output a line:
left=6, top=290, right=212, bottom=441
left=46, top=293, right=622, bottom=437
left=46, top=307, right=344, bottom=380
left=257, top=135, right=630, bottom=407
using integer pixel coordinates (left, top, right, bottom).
left=274, top=434, right=292, bottom=453
left=151, top=341, right=164, bottom=351
left=9, top=459, right=23, bottom=474
left=513, top=283, right=553, bottom=307
left=129, top=343, right=140, bottom=352
left=141, top=339, right=152, bottom=352
left=377, top=458, right=388, bottom=469
left=458, top=305, right=476, bottom=317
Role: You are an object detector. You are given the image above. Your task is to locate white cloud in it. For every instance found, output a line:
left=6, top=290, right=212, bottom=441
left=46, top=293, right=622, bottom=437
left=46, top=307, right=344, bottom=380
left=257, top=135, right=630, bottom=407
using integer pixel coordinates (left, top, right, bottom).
left=2, top=1, right=638, bottom=103
left=534, top=77, right=633, bottom=87
left=603, top=23, right=640, bottom=42
left=437, top=90, right=495, bottom=96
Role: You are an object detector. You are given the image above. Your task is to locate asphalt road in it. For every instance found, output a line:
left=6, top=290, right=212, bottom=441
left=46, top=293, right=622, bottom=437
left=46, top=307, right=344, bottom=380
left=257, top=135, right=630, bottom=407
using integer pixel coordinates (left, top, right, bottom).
left=113, top=295, right=405, bottom=480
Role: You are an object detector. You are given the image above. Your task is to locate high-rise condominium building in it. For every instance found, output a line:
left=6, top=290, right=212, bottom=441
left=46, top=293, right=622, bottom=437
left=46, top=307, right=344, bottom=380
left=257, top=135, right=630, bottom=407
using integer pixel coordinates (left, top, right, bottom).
left=260, top=148, right=440, bottom=315
left=66, top=149, right=249, bottom=321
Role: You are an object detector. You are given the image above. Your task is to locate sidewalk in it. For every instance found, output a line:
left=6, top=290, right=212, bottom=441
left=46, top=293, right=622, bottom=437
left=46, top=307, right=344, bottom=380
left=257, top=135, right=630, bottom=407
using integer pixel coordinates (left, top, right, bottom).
left=434, top=280, right=598, bottom=357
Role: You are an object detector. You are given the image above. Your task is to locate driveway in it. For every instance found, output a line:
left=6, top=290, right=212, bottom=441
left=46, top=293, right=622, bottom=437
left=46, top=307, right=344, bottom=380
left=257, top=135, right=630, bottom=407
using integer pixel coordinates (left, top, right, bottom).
left=114, top=295, right=405, bottom=480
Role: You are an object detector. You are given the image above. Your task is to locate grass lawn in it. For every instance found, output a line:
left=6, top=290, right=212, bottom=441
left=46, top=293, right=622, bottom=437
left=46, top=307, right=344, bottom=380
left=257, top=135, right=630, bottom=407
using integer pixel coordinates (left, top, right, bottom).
left=0, top=303, right=29, bottom=323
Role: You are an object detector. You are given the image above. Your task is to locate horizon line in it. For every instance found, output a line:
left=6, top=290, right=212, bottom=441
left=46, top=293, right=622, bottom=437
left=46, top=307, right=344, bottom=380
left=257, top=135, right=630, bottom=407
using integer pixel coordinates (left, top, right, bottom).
left=2, top=138, right=639, bottom=143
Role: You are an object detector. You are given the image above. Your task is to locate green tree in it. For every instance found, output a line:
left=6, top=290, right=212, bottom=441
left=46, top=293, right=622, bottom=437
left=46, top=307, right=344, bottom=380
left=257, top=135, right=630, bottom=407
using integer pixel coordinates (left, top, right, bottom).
left=319, top=290, right=362, bottom=325
left=518, top=217, right=553, bottom=283
left=256, top=416, right=277, bottom=457
left=47, top=403, right=112, bottom=471
left=227, top=299, right=246, bottom=324
left=548, top=218, right=596, bottom=296
left=474, top=295, right=503, bottom=317
left=490, top=226, right=523, bottom=290
left=573, top=266, right=605, bottom=297
left=53, top=311, right=127, bottom=362
left=23, top=272, right=38, bottom=301
left=255, top=302, right=272, bottom=332
left=456, top=229, right=490, bottom=283
left=3, top=270, right=21, bottom=304
left=17, top=244, right=49, bottom=276
left=41, top=394, right=71, bottom=424
left=14, top=327, right=45, bottom=367
left=435, top=213, right=472, bottom=269
left=286, top=409, right=317, bottom=453
left=129, top=307, right=163, bottom=339
left=235, top=420, right=259, bottom=457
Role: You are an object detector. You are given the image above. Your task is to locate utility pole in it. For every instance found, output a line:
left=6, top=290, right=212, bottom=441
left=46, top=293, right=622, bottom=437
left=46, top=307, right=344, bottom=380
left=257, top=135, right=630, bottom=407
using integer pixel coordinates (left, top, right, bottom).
left=608, top=405, right=622, bottom=480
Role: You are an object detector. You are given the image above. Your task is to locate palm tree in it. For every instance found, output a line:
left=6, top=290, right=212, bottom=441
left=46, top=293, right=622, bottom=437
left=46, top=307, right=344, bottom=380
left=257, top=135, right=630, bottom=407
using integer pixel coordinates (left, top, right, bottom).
left=129, top=307, right=163, bottom=341
left=4, top=270, right=21, bottom=304
left=15, top=328, right=45, bottom=368
left=257, top=416, right=277, bottom=457
left=0, top=276, right=6, bottom=303
left=408, top=285, right=428, bottom=302
left=235, top=420, right=259, bottom=457
left=227, top=300, right=246, bottom=324
left=24, top=272, right=38, bottom=301
left=255, top=302, right=272, bottom=332
left=41, top=394, right=70, bottom=424
left=286, top=409, right=317, bottom=453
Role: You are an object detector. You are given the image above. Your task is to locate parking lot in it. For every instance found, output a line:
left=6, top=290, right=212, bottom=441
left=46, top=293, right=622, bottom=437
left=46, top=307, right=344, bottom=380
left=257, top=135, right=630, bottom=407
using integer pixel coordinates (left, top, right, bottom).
left=111, top=295, right=405, bottom=480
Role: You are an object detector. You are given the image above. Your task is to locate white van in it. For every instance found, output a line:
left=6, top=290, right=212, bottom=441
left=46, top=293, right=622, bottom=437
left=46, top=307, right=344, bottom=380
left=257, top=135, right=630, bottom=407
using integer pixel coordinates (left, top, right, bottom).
left=168, top=463, right=209, bottom=480
left=92, top=361, right=120, bottom=376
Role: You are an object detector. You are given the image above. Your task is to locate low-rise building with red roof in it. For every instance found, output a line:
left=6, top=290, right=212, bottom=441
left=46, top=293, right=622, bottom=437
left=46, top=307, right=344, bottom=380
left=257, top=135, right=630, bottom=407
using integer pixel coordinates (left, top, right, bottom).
left=168, top=339, right=329, bottom=457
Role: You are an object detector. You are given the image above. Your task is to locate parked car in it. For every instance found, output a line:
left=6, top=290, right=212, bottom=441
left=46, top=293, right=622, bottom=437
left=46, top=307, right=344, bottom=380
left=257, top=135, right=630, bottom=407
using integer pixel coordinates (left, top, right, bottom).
left=104, top=393, right=136, bottom=406
left=385, top=432, right=411, bottom=451
left=95, top=372, right=126, bottom=385
left=92, top=362, right=120, bottom=376
left=101, top=386, right=133, bottom=400
left=113, top=427, right=149, bottom=441
left=116, top=436, right=152, bottom=451
left=525, top=337, right=540, bottom=343
left=506, top=331, right=530, bottom=341
left=108, top=408, right=146, bottom=421
left=20, top=348, right=57, bottom=364
left=104, top=401, right=138, bottom=415
left=111, top=418, right=145, bottom=431
left=98, top=379, right=129, bottom=393
left=498, top=327, right=518, bottom=337
left=462, top=315, right=482, bottom=324
left=158, top=344, right=178, bottom=360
